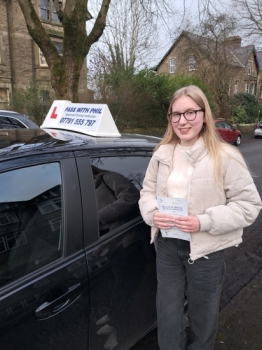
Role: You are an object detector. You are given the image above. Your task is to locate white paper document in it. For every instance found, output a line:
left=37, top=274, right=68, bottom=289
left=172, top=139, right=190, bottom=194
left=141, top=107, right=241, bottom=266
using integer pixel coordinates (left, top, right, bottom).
left=157, top=196, right=191, bottom=241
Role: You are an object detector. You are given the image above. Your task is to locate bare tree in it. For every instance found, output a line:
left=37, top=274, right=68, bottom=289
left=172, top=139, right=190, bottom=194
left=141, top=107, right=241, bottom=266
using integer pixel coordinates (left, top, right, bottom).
left=18, top=0, right=177, bottom=102
left=17, top=0, right=217, bottom=102
left=173, top=13, right=239, bottom=115
left=89, top=1, right=157, bottom=74
left=231, top=0, right=262, bottom=47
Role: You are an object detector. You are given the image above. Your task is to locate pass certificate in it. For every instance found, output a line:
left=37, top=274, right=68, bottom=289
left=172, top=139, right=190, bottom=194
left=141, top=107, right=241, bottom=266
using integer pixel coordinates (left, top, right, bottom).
left=157, top=196, right=191, bottom=241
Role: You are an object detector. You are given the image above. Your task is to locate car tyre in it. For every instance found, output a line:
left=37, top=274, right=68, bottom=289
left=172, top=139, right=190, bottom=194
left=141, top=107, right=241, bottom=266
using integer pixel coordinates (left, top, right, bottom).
left=255, top=135, right=258, bottom=139
left=234, top=135, right=241, bottom=146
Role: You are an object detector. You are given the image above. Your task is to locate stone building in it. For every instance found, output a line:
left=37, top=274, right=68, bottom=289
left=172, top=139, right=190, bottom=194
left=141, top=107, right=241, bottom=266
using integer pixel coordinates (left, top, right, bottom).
left=155, top=31, right=261, bottom=102
left=0, top=0, right=88, bottom=109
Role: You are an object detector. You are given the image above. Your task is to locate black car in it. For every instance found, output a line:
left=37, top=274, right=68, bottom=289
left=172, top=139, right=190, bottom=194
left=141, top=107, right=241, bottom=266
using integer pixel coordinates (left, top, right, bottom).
left=0, top=110, right=39, bottom=129
left=0, top=128, right=158, bottom=350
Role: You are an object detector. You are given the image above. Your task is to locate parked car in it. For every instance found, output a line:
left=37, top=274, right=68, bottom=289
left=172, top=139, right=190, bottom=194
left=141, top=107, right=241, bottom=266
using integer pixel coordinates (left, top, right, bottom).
left=0, top=110, right=39, bottom=129
left=254, top=121, right=262, bottom=138
left=0, top=127, right=158, bottom=350
left=214, top=120, right=241, bottom=146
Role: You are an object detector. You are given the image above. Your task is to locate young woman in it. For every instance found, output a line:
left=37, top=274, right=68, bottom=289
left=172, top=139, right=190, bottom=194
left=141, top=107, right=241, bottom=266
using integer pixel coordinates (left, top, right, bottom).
left=139, top=85, right=262, bottom=350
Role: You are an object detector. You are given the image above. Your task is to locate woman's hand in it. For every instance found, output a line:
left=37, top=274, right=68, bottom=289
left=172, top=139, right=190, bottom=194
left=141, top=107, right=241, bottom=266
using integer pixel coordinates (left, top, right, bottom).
left=153, top=212, right=200, bottom=233
left=153, top=212, right=178, bottom=229
left=172, top=216, right=200, bottom=233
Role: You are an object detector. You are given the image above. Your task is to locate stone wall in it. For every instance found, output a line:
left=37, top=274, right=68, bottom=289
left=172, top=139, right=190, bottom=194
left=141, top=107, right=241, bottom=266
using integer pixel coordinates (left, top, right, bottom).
left=233, top=123, right=256, bottom=133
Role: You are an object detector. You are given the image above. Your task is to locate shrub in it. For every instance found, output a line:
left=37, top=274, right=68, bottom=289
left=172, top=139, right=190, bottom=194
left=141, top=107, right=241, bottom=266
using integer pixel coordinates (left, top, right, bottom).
left=230, top=93, right=260, bottom=123
left=94, top=67, right=214, bottom=129
left=10, top=79, right=53, bottom=125
left=230, top=105, right=249, bottom=124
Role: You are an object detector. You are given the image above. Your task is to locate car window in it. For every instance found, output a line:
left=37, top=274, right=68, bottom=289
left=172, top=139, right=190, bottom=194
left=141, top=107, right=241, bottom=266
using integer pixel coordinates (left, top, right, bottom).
left=215, top=122, right=223, bottom=128
left=0, top=116, right=25, bottom=129
left=0, top=163, right=63, bottom=287
left=90, top=156, right=150, bottom=236
left=223, top=122, right=232, bottom=130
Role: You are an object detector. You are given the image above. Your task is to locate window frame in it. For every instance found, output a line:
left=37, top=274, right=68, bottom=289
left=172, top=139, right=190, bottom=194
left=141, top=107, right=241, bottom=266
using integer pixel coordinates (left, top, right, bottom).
left=234, top=81, right=238, bottom=94
left=189, top=55, right=196, bottom=71
left=259, top=85, right=262, bottom=98
left=248, top=60, right=253, bottom=75
left=0, top=153, right=83, bottom=291
left=40, top=0, right=50, bottom=21
left=169, top=58, right=175, bottom=73
left=39, top=39, right=63, bottom=67
left=250, top=83, right=255, bottom=94
left=75, top=151, right=153, bottom=247
left=40, top=0, right=61, bottom=23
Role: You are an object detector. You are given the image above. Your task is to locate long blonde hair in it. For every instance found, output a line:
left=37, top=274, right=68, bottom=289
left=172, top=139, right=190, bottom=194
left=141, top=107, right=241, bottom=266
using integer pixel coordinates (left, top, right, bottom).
left=156, top=85, right=224, bottom=185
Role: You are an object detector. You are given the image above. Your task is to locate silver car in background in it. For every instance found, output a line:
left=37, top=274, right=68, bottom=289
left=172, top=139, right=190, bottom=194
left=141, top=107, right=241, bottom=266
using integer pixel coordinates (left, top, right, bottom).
left=254, top=121, right=262, bottom=138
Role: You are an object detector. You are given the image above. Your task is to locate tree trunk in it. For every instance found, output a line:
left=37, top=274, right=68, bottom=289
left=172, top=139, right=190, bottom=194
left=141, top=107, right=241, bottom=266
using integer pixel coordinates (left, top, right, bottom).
left=17, top=0, right=111, bottom=101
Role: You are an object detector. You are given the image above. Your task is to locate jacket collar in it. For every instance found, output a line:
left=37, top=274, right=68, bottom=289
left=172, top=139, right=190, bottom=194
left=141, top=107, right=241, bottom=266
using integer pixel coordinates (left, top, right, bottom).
left=186, top=137, right=208, bottom=164
left=154, top=137, right=208, bottom=166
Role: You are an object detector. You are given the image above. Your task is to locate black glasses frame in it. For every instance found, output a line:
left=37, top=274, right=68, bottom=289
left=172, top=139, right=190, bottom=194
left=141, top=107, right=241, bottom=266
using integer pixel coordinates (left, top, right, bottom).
left=169, top=109, right=204, bottom=123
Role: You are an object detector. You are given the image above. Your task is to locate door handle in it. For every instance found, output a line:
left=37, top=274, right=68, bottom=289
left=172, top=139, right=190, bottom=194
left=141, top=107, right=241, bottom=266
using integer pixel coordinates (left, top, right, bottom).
left=35, top=283, right=81, bottom=319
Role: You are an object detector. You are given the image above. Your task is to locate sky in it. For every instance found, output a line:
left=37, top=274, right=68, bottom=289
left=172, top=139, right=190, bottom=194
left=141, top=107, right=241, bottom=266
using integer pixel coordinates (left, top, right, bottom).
left=154, top=0, right=235, bottom=67
left=86, top=0, right=234, bottom=70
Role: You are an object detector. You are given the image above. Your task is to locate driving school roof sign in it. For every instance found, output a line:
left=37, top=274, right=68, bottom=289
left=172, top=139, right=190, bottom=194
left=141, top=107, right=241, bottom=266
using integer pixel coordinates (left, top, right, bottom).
left=41, top=100, right=121, bottom=137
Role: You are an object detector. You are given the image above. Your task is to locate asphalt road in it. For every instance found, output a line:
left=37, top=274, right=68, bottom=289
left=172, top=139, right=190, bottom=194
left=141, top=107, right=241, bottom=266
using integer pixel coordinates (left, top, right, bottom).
left=131, top=133, right=262, bottom=350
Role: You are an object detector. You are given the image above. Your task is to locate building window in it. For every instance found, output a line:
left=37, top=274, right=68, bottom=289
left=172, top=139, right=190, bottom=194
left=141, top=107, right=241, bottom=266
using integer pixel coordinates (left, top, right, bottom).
left=248, top=61, right=252, bottom=75
left=0, top=88, right=9, bottom=109
left=39, top=49, right=48, bottom=67
left=245, top=83, right=249, bottom=93
left=234, top=81, right=238, bottom=94
left=40, top=0, right=50, bottom=20
left=189, top=56, right=196, bottom=71
left=250, top=83, right=255, bottom=94
left=52, top=1, right=60, bottom=23
left=169, top=58, right=175, bottom=73
left=0, top=212, right=18, bottom=226
left=41, top=90, right=51, bottom=107
left=40, top=0, right=60, bottom=23
left=53, top=41, right=63, bottom=56
left=39, top=39, right=63, bottom=66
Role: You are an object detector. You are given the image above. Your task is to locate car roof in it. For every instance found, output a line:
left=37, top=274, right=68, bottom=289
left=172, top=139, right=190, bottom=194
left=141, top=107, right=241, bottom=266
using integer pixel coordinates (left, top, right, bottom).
left=0, top=110, right=40, bottom=128
left=214, top=119, right=231, bottom=123
left=0, top=128, right=160, bottom=161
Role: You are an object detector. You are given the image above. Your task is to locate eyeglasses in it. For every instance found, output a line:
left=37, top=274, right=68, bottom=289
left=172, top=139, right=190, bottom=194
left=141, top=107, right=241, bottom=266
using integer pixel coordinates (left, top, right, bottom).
left=168, top=109, right=204, bottom=123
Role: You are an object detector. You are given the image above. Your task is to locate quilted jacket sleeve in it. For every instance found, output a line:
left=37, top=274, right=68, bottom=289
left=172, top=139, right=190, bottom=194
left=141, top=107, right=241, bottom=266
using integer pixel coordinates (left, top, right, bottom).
left=198, top=150, right=262, bottom=235
left=139, top=156, right=159, bottom=227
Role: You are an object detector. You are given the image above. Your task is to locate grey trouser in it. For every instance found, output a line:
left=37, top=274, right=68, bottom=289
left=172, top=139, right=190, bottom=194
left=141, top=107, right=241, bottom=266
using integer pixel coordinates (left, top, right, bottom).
left=156, top=236, right=225, bottom=350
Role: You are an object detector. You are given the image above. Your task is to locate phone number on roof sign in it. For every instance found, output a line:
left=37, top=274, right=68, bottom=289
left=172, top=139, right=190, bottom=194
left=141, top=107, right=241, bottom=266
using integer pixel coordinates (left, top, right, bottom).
left=59, top=117, right=96, bottom=126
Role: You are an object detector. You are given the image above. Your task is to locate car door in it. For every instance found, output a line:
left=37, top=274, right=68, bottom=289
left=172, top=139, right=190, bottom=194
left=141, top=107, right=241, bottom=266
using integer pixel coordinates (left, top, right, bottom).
left=223, top=122, right=236, bottom=142
left=0, top=153, right=89, bottom=350
left=215, top=121, right=229, bottom=142
left=76, top=151, right=157, bottom=350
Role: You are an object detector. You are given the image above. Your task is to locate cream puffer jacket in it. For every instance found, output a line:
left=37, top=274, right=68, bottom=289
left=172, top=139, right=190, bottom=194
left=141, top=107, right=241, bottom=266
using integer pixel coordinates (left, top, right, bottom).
left=139, top=138, right=262, bottom=261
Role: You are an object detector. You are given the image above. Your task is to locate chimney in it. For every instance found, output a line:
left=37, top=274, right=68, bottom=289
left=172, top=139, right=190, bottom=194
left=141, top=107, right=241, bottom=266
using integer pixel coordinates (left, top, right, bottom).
left=225, top=36, right=242, bottom=49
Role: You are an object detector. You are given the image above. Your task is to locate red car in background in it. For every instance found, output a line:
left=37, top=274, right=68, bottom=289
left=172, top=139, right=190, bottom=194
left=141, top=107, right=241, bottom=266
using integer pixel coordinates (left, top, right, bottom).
left=214, top=120, right=242, bottom=146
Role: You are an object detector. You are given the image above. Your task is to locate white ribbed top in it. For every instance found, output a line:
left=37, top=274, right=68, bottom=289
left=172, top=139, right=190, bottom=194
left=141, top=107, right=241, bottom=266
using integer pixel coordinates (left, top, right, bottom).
left=167, top=143, right=194, bottom=198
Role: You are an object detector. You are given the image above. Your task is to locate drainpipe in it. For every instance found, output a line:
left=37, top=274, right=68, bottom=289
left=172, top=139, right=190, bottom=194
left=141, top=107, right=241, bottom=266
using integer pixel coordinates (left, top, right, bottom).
left=5, top=0, right=15, bottom=91
left=31, top=39, right=36, bottom=79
